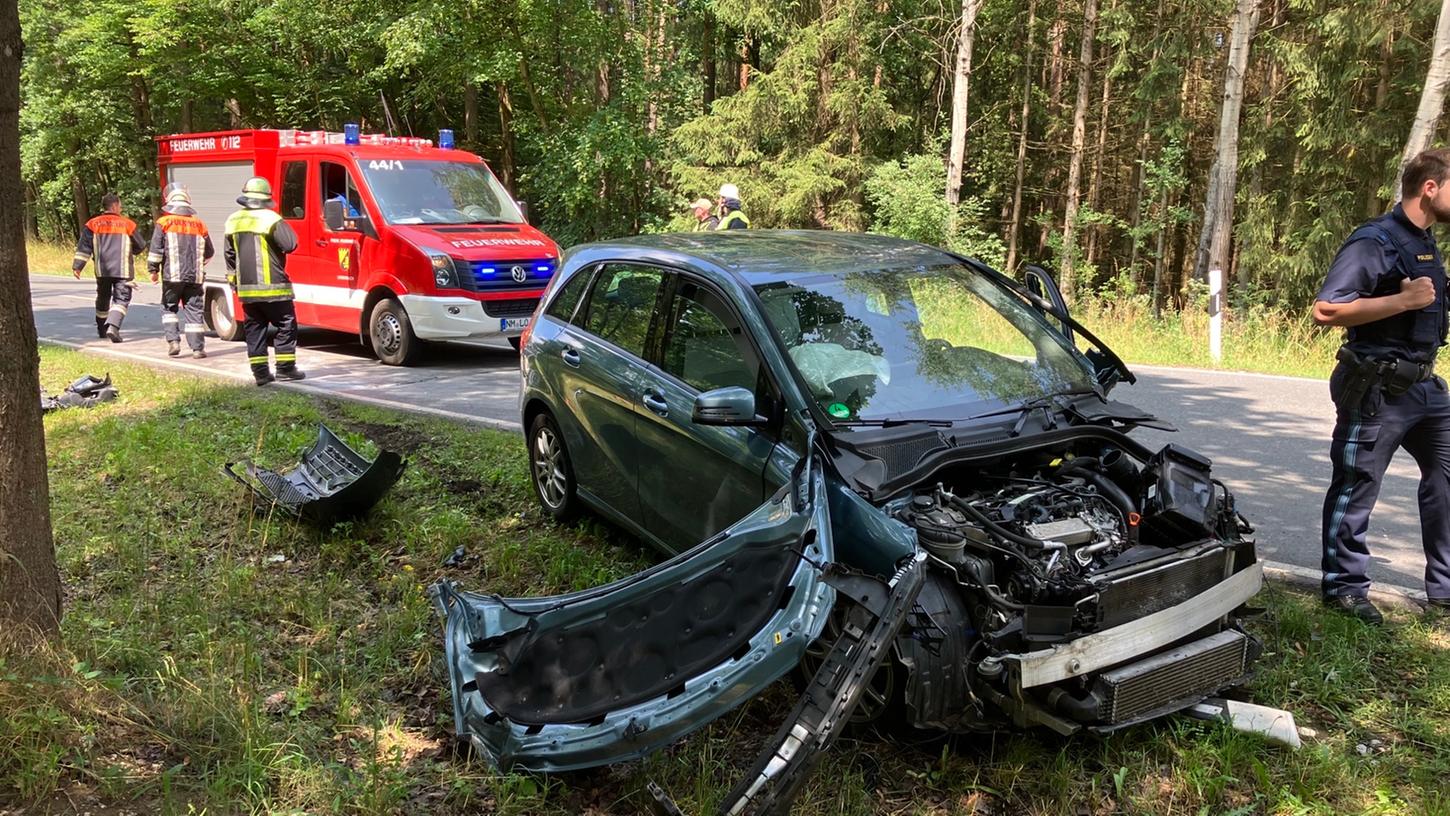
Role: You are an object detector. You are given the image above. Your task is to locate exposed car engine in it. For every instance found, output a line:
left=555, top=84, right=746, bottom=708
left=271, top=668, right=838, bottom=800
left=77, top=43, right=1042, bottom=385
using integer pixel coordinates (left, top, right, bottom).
left=884, top=438, right=1259, bottom=734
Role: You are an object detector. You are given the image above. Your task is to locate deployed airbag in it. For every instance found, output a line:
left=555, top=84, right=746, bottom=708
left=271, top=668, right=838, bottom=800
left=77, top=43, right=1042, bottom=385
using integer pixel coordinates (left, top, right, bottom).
left=224, top=424, right=406, bottom=524
left=788, top=343, right=889, bottom=398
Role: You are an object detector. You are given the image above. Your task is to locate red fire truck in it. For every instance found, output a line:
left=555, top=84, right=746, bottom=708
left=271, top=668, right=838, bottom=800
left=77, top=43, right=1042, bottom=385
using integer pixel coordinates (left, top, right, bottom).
left=156, top=127, right=559, bottom=365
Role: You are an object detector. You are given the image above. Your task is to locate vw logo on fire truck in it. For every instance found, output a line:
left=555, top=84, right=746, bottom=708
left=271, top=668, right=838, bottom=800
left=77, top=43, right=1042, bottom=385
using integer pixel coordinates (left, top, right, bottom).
left=510, top=266, right=528, bottom=283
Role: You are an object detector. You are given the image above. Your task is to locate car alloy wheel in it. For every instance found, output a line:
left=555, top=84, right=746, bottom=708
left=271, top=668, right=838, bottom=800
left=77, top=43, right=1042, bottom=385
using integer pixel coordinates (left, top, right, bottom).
left=528, top=413, right=578, bottom=521
left=799, top=603, right=899, bottom=727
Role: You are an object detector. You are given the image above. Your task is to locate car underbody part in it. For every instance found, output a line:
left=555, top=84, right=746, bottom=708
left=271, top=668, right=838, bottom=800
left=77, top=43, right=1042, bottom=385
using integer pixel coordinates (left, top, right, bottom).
left=1186, top=697, right=1302, bottom=749
left=40, top=373, right=118, bottom=412
left=648, top=551, right=928, bottom=816
left=223, top=424, right=406, bottom=524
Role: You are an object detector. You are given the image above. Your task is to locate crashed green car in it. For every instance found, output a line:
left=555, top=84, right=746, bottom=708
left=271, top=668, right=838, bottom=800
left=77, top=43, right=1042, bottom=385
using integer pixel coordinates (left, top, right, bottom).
left=431, top=232, right=1262, bottom=813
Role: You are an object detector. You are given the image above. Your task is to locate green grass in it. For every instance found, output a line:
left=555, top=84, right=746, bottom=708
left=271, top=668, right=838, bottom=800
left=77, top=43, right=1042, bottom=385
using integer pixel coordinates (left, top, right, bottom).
left=6, top=346, right=1450, bottom=815
left=27, top=241, right=79, bottom=277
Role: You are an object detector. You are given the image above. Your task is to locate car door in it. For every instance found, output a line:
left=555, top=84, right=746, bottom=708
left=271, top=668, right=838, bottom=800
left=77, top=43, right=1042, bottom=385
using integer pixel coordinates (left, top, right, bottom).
left=635, top=274, right=784, bottom=549
left=304, top=160, right=368, bottom=331
left=432, top=457, right=836, bottom=773
left=275, top=159, right=323, bottom=324
left=554, top=262, right=667, bottom=533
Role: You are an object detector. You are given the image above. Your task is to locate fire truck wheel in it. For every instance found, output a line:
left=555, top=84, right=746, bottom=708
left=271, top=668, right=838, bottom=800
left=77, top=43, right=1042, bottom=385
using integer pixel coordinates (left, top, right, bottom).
left=369, top=297, right=420, bottom=366
left=207, top=291, right=243, bottom=342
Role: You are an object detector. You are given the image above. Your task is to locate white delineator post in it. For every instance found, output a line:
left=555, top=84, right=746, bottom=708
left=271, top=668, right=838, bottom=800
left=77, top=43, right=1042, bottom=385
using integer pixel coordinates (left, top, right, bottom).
left=1208, top=266, right=1224, bottom=363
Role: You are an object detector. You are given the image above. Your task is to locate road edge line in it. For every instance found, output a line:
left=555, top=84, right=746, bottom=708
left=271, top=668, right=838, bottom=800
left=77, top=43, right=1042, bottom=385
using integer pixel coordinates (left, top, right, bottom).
left=39, top=336, right=523, bottom=433
left=1261, top=558, right=1427, bottom=609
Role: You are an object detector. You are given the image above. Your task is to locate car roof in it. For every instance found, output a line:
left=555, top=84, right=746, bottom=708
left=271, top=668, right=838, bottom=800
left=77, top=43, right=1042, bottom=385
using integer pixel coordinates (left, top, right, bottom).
left=576, top=230, right=963, bottom=285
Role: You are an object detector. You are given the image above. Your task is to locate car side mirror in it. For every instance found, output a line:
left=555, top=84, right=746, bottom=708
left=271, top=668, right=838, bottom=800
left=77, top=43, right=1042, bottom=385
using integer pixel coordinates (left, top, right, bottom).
left=517, top=199, right=530, bottom=224
left=1023, top=264, right=1074, bottom=344
left=324, top=199, right=345, bottom=231
left=693, top=386, right=765, bottom=426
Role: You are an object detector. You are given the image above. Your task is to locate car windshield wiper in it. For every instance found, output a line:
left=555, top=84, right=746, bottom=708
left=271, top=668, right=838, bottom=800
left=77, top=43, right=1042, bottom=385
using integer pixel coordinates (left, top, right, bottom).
left=831, top=418, right=954, bottom=428
left=965, top=386, right=1105, bottom=436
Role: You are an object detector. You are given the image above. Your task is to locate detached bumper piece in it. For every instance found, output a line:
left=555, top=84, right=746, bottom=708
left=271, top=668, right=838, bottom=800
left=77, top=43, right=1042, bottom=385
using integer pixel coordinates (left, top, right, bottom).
left=224, top=424, right=406, bottom=524
left=652, top=552, right=928, bottom=816
left=40, top=374, right=118, bottom=413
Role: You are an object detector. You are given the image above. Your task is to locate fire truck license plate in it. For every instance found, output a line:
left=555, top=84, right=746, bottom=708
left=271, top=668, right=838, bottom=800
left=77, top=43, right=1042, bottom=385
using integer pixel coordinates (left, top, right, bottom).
left=501, top=317, right=531, bottom=333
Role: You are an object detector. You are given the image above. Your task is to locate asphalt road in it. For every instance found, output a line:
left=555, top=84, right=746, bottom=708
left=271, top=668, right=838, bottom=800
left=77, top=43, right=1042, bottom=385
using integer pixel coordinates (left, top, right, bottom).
left=30, top=274, right=1434, bottom=596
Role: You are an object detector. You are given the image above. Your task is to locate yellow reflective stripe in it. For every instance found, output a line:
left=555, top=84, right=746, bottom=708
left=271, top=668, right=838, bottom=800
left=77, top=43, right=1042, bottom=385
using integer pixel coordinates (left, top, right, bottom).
left=258, top=234, right=271, bottom=285
left=74, top=252, right=91, bottom=262
left=248, top=356, right=269, bottom=364
left=275, top=353, right=296, bottom=362
left=238, top=287, right=292, bottom=298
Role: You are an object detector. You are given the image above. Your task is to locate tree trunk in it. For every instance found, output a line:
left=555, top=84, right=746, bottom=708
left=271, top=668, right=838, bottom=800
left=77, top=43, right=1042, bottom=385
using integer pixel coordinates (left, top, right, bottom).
left=1398, top=0, right=1450, bottom=201
left=1368, top=11, right=1394, bottom=216
left=702, top=11, right=716, bottom=111
left=180, top=99, right=193, bottom=132
left=1193, top=0, right=1261, bottom=285
left=1006, top=0, right=1039, bottom=274
left=496, top=82, right=517, bottom=191
left=0, top=0, right=60, bottom=639
left=1151, top=182, right=1169, bottom=318
left=225, top=97, right=242, bottom=128
left=945, top=0, right=985, bottom=208
left=70, top=171, right=88, bottom=238
left=1059, top=0, right=1098, bottom=299
left=1084, top=1, right=1118, bottom=269
left=463, top=83, right=479, bottom=146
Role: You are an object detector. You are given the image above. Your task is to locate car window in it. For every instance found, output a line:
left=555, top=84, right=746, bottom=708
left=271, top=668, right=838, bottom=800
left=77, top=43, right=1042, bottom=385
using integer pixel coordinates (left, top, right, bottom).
left=281, top=161, right=307, bottom=220
left=661, top=279, right=759, bottom=394
left=581, top=264, right=664, bottom=358
left=545, top=267, right=594, bottom=324
left=319, top=161, right=364, bottom=229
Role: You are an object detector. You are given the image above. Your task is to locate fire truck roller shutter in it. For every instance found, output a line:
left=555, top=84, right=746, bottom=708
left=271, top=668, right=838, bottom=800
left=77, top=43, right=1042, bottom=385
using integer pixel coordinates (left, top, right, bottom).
left=166, top=162, right=254, bottom=281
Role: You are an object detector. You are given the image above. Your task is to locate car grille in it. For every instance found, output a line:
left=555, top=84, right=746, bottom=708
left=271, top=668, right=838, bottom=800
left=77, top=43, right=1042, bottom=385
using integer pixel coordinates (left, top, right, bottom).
left=461, top=258, right=555, bottom=291
left=1099, top=629, right=1248, bottom=723
left=483, top=298, right=539, bottom=318
left=1094, top=547, right=1230, bottom=629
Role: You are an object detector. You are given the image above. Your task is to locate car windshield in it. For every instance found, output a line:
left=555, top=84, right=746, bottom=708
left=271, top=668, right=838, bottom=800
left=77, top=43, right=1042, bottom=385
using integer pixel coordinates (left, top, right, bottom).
left=752, top=264, right=1095, bottom=423
left=359, top=160, right=524, bottom=225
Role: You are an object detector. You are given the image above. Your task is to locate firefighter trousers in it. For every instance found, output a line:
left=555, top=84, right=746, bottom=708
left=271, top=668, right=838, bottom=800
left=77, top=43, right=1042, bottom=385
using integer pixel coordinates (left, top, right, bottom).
left=94, top=278, right=132, bottom=334
left=160, top=282, right=206, bottom=351
left=1322, top=362, right=1450, bottom=601
left=240, top=299, right=299, bottom=376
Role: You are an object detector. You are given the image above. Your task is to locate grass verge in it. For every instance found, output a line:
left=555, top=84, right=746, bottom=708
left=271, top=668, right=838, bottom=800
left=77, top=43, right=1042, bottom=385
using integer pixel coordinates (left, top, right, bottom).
left=3, top=345, right=1449, bottom=815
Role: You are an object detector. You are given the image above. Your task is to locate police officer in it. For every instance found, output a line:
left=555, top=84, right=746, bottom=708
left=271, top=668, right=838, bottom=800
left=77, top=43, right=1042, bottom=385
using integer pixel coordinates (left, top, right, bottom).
left=224, top=177, right=305, bottom=385
left=1314, top=148, right=1450, bottom=624
left=149, top=184, right=214, bottom=359
left=72, top=192, right=145, bottom=343
left=716, top=183, right=750, bottom=230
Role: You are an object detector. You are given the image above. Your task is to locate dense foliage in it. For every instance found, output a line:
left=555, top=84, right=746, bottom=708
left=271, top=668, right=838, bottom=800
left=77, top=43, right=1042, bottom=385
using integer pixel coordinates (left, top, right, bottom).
left=17, top=0, right=1447, bottom=311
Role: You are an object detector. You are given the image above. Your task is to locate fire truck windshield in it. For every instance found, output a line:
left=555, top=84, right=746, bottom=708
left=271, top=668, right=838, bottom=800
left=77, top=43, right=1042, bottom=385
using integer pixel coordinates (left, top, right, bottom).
left=359, top=160, right=525, bottom=226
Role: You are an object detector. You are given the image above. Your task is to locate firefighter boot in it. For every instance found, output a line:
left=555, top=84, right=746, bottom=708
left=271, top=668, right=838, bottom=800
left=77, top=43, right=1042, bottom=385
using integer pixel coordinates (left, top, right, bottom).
left=193, top=350, right=207, bottom=359
left=106, top=325, right=123, bottom=343
left=253, top=365, right=275, bottom=386
left=168, top=340, right=181, bottom=357
left=276, top=365, right=306, bottom=381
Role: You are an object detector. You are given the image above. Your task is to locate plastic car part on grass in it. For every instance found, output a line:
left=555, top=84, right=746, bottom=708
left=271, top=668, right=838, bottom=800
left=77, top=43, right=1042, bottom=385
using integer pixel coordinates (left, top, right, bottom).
left=223, top=424, right=406, bottom=525
left=40, top=373, right=119, bottom=413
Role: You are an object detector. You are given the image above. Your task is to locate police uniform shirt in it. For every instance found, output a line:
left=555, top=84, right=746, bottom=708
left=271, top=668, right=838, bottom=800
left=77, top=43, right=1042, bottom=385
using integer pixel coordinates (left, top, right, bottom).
left=1317, top=204, right=1447, bottom=364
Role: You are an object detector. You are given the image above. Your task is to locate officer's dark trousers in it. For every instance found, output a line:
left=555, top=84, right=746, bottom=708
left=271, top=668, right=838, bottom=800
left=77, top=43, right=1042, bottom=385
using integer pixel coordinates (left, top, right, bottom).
left=1323, top=363, right=1450, bottom=600
left=94, top=278, right=132, bottom=334
left=240, top=299, right=298, bottom=377
left=160, top=282, right=205, bottom=351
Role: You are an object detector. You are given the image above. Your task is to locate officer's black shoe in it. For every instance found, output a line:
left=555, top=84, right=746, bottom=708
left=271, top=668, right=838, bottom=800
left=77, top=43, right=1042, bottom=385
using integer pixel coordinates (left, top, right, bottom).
left=168, top=341, right=181, bottom=357
left=1323, top=594, right=1384, bottom=625
left=1427, top=597, right=1450, bottom=610
left=106, top=326, right=122, bottom=343
left=275, top=366, right=306, bottom=381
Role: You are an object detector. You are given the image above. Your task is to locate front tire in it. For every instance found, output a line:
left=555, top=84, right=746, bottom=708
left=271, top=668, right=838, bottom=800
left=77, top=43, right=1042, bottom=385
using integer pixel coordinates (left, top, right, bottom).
left=207, top=291, right=243, bottom=342
left=528, top=412, right=579, bottom=522
left=368, top=297, right=420, bottom=366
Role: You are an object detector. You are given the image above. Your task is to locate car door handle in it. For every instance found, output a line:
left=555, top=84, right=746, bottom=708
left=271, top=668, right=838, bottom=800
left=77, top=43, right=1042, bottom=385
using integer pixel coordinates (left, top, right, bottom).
left=315, top=239, right=329, bottom=247
left=560, top=348, right=581, bottom=368
left=641, top=391, right=669, bottom=416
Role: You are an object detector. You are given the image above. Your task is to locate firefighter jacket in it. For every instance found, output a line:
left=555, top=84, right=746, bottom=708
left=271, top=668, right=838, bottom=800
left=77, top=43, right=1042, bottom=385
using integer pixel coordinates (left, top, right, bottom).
left=73, top=213, right=145, bottom=279
left=148, top=208, right=214, bottom=284
left=224, top=207, right=298, bottom=302
left=717, top=203, right=750, bottom=230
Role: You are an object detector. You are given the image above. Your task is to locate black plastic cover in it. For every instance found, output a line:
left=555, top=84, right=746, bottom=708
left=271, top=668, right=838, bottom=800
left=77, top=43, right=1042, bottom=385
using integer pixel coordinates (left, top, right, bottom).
left=224, top=424, right=406, bottom=525
left=1140, top=443, right=1217, bottom=541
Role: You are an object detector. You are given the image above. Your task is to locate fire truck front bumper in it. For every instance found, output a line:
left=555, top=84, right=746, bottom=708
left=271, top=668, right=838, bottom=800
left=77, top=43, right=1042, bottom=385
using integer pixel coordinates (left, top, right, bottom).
left=399, top=294, right=537, bottom=341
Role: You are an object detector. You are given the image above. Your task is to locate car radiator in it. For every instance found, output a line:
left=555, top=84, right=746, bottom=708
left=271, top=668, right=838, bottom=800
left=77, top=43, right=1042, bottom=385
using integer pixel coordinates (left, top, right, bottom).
left=1094, top=546, right=1231, bottom=629
left=1098, top=629, right=1249, bottom=724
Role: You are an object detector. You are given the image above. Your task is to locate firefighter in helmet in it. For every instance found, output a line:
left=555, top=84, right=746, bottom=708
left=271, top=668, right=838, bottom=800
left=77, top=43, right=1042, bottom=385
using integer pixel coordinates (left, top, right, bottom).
left=715, top=183, right=750, bottom=230
left=72, top=192, right=146, bottom=342
left=149, top=184, right=214, bottom=359
left=224, top=177, right=304, bottom=385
